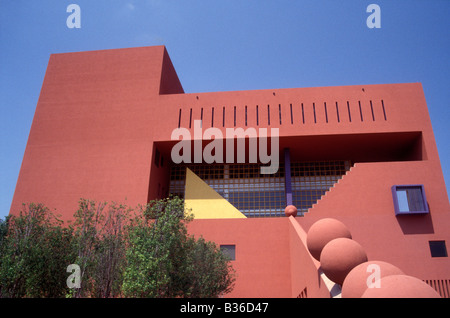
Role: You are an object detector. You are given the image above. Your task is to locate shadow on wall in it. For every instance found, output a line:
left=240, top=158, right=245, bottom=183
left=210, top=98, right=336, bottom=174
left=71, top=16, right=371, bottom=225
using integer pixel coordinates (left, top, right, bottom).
left=396, top=213, right=434, bottom=235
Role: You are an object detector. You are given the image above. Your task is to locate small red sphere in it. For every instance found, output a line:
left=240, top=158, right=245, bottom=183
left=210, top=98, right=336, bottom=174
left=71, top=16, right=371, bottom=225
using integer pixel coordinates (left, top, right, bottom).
left=284, top=205, right=298, bottom=217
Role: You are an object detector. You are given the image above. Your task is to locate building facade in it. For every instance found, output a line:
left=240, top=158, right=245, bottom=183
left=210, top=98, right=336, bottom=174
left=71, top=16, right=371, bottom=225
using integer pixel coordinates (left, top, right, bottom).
left=10, top=46, right=450, bottom=297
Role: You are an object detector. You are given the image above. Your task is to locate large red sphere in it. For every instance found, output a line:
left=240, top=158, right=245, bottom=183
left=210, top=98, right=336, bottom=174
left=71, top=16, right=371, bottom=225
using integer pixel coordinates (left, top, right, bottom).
left=361, top=275, right=440, bottom=298
left=320, top=238, right=368, bottom=286
left=341, top=261, right=404, bottom=298
left=284, top=205, right=298, bottom=217
left=306, top=218, right=352, bottom=261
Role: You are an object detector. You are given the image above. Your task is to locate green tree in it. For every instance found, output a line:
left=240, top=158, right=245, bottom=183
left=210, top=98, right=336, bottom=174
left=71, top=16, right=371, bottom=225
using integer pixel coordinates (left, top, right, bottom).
left=70, top=199, right=105, bottom=297
left=0, top=216, right=10, bottom=250
left=0, top=197, right=235, bottom=298
left=122, top=197, right=235, bottom=298
left=183, top=236, right=235, bottom=297
left=90, top=202, right=130, bottom=298
left=0, top=203, right=74, bottom=298
left=70, top=199, right=130, bottom=298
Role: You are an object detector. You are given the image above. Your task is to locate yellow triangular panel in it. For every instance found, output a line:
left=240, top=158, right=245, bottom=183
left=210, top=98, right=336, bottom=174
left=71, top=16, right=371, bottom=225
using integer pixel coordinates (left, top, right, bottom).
left=184, top=168, right=246, bottom=219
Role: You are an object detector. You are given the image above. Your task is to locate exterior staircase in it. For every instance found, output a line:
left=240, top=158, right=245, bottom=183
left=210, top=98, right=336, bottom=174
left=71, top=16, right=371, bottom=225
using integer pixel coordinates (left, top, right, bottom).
left=304, top=164, right=355, bottom=215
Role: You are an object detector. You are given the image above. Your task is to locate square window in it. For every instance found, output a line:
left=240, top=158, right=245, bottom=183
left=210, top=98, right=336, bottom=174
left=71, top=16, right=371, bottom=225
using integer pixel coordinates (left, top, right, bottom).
left=391, top=185, right=429, bottom=215
left=220, top=245, right=236, bottom=261
left=429, top=241, right=448, bottom=257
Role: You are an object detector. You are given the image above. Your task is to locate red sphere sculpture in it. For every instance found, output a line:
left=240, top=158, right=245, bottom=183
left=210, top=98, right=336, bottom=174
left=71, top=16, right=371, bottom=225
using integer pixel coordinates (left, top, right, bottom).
left=284, top=205, right=298, bottom=217
left=306, top=218, right=352, bottom=261
left=320, top=238, right=368, bottom=286
left=341, top=261, right=404, bottom=298
left=361, top=275, right=440, bottom=298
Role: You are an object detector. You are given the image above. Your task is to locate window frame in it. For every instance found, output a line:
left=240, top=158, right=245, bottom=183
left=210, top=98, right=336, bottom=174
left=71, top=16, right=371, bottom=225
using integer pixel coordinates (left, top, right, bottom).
left=391, top=184, right=429, bottom=215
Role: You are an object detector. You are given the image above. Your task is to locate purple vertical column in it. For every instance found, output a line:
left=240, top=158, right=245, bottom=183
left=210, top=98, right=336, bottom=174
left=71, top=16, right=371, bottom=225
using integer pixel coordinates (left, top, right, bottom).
left=284, top=148, right=293, bottom=206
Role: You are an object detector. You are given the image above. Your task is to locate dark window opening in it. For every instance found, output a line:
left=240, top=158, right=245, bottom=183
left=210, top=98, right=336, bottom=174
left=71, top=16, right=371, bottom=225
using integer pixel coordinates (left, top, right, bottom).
left=347, top=101, right=352, bottom=122
left=381, top=99, right=387, bottom=120
left=336, top=102, right=340, bottom=123
left=429, top=241, right=448, bottom=258
left=290, top=103, right=293, bottom=124
left=370, top=100, right=375, bottom=121
left=245, top=105, right=248, bottom=126
left=313, top=103, right=316, bottom=123
left=200, top=107, right=203, bottom=128
left=220, top=245, right=236, bottom=261
left=279, top=104, right=282, bottom=125
left=256, top=105, right=259, bottom=126
left=358, top=101, right=363, bottom=122
left=301, top=103, right=305, bottom=124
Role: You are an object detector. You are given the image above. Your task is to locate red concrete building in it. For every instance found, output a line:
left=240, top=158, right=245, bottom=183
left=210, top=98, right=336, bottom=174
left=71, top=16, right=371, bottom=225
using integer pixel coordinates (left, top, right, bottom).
left=10, top=46, right=450, bottom=297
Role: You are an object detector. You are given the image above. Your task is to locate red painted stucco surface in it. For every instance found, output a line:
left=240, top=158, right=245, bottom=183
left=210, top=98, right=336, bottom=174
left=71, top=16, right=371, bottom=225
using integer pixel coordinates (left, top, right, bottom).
left=10, top=46, right=450, bottom=297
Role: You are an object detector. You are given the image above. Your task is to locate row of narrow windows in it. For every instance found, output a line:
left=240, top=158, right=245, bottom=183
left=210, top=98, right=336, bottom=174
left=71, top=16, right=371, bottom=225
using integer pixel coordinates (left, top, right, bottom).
left=177, top=100, right=387, bottom=128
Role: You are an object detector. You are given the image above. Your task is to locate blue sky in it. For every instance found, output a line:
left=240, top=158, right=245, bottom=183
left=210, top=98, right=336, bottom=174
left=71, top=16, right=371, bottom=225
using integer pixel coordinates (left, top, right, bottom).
left=1, top=0, right=449, bottom=220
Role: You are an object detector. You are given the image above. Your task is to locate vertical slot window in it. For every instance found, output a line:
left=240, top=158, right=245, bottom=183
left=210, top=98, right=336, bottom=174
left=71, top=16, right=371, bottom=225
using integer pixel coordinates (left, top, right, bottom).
left=336, top=102, right=340, bottom=123
left=256, top=105, right=259, bottom=126
left=211, top=107, right=214, bottom=127
left=189, top=108, right=192, bottom=129
left=267, top=104, right=271, bottom=125
left=381, top=99, right=387, bottom=120
left=324, top=102, right=328, bottom=123
left=358, top=101, right=363, bottom=122
left=279, top=104, right=282, bottom=125
left=234, top=106, right=236, bottom=127
left=370, top=100, right=375, bottom=121
left=347, top=101, right=352, bottom=122
left=290, top=103, right=293, bottom=124
left=313, top=103, right=316, bottom=123
left=223, top=107, right=225, bottom=127
left=245, top=105, right=248, bottom=126
left=178, top=109, right=182, bottom=128
left=301, top=103, right=305, bottom=124
left=200, top=107, right=203, bottom=128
